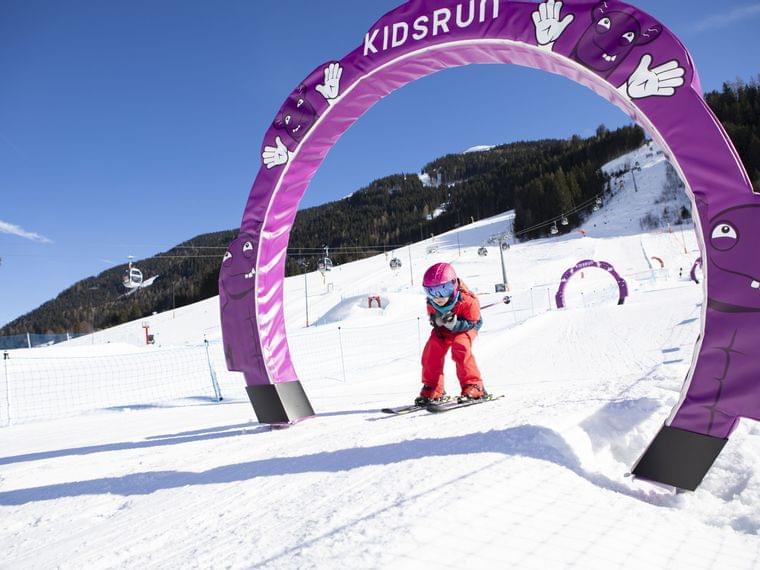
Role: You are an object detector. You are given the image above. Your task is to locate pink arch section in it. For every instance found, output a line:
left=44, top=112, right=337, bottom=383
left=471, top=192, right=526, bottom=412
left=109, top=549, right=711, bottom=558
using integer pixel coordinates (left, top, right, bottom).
left=220, top=1, right=759, bottom=490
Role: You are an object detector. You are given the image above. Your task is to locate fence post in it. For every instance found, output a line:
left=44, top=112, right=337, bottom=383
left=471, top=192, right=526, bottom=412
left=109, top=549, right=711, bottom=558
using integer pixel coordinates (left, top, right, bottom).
left=337, top=326, right=347, bottom=383
left=203, top=340, right=223, bottom=402
left=3, top=351, right=10, bottom=426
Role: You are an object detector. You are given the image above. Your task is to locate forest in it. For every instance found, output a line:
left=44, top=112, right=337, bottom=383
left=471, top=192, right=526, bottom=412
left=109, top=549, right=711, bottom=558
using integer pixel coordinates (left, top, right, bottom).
left=2, top=77, right=758, bottom=337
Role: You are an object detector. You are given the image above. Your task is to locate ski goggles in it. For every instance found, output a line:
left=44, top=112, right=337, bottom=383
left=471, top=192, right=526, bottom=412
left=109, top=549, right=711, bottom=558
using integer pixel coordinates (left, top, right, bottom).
left=424, top=281, right=456, bottom=299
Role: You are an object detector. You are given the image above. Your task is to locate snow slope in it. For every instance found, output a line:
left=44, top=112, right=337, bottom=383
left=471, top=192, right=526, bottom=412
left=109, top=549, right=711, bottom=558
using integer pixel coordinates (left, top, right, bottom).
left=1, top=146, right=759, bottom=569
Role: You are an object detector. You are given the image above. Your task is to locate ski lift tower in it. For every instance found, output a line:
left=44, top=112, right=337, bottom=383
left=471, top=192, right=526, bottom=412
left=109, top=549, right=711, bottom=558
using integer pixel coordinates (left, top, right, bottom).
left=490, top=231, right=511, bottom=293
left=319, top=245, right=333, bottom=272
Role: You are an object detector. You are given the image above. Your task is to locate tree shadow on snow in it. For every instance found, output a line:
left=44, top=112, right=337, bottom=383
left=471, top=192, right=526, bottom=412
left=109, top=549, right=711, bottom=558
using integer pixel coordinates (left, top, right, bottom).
left=0, top=425, right=677, bottom=507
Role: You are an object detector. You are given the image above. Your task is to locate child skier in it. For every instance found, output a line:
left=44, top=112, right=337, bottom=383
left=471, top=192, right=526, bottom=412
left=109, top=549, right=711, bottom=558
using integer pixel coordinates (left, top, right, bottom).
left=416, top=262, right=487, bottom=405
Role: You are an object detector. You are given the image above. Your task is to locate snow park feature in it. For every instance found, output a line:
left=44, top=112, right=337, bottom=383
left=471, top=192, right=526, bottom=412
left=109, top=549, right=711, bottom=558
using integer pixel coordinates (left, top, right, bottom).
left=691, top=256, right=703, bottom=284
left=219, top=0, right=759, bottom=490
left=4, top=146, right=760, bottom=566
left=555, top=259, right=629, bottom=309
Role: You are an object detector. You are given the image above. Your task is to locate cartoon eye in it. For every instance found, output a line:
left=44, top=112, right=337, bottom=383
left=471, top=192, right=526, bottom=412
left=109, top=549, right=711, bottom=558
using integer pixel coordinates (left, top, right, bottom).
left=297, top=98, right=304, bottom=108
left=223, top=251, right=232, bottom=264
left=711, top=223, right=738, bottom=251
left=597, top=17, right=611, bottom=31
left=622, top=32, right=635, bottom=43
left=242, top=241, right=254, bottom=258
left=284, top=115, right=291, bottom=125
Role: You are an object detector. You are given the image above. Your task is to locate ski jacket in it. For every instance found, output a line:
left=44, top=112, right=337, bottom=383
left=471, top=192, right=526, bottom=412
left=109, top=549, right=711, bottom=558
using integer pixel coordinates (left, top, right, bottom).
left=426, top=282, right=482, bottom=335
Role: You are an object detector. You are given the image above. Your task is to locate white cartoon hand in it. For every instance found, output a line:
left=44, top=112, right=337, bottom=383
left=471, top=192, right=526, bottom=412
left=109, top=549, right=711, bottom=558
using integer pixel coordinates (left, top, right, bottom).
left=315, top=62, right=343, bottom=104
left=532, top=0, right=574, bottom=50
left=262, top=136, right=290, bottom=169
left=620, top=55, right=685, bottom=99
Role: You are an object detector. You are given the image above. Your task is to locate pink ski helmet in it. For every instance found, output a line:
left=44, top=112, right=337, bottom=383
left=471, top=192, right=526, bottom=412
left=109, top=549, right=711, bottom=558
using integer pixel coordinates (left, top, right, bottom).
left=423, top=262, right=459, bottom=299
left=423, top=262, right=457, bottom=287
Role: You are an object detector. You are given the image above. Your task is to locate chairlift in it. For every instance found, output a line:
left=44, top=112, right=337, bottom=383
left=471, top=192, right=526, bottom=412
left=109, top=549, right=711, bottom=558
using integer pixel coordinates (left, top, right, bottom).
left=318, top=257, right=333, bottom=273
left=389, top=257, right=402, bottom=270
left=500, top=241, right=510, bottom=251
left=561, top=216, right=569, bottom=226
left=550, top=222, right=559, bottom=235
left=477, top=247, right=488, bottom=257
left=122, top=257, right=144, bottom=289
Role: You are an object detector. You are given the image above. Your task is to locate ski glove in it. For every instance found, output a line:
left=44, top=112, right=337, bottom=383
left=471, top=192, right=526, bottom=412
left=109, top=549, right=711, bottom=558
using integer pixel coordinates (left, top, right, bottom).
left=441, top=312, right=458, bottom=330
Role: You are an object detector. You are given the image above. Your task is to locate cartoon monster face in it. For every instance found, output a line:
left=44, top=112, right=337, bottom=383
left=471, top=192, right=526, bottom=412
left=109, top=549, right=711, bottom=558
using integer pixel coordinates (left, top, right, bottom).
left=219, top=233, right=257, bottom=305
left=573, top=3, right=660, bottom=77
left=706, top=205, right=760, bottom=309
left=273, top=84, right=317, bottom=142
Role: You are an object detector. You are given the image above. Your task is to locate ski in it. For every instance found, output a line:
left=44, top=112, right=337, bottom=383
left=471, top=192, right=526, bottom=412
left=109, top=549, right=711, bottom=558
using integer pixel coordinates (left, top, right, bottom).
left=380, top=404, right=426, bottom=415
left=426, top=393, right=504, bottom=413
left=381, top=395, right=452, bottom=415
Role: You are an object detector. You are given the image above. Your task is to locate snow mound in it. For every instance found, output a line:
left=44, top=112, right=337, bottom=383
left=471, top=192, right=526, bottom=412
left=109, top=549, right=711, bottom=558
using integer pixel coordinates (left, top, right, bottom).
left=463, top=144, right=496, bottom=153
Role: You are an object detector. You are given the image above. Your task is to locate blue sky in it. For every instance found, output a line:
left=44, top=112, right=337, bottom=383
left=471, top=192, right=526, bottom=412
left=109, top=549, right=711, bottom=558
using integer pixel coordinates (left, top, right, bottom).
left=1, top=0, right=758, bottom=329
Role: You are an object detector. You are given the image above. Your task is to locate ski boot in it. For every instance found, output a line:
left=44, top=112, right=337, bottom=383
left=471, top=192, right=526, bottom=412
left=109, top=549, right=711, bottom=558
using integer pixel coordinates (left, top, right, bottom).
left=458, top=383, right=487, bottom=403
left=415, top=384, right=448, bottom=406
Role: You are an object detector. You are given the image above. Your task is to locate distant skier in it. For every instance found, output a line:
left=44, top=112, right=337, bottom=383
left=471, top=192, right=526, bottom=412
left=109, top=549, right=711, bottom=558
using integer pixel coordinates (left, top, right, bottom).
left=416, top=263, right=487, bottom=405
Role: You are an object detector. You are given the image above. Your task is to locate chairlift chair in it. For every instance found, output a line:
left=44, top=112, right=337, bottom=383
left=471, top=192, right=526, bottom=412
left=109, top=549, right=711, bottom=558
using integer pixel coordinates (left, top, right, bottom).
left=122, top=258, right=144, bottom=289
left=318, top=259, right=333, bottom=273
left=561, top=216, right=569, bottom=226
left=550, top=222, right=559, bottom=235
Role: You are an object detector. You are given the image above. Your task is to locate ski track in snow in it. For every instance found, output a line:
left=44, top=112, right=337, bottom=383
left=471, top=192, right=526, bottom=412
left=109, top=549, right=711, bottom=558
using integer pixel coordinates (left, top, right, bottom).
left=1, top=144, right=759, bottom=568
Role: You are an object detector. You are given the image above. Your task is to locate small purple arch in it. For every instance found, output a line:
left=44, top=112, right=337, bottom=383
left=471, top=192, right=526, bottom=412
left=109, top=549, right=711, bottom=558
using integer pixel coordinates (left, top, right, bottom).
left=555, top=259, right=629, bottom=309
left=690, top=256, right=702, bottom=284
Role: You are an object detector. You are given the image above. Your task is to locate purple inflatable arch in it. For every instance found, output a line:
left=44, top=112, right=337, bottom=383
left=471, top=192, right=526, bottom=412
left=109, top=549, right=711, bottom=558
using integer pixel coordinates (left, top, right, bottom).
left=555, top=259, right=628, bottom=308
left=690, top=256, right=703, bottom=284
left=220, top=0, right=759, bottom=490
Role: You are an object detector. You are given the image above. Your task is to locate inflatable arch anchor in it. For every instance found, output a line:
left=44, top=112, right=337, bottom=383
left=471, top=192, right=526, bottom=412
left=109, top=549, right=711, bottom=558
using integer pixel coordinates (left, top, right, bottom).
left=220, top=0, right=760, bottom=490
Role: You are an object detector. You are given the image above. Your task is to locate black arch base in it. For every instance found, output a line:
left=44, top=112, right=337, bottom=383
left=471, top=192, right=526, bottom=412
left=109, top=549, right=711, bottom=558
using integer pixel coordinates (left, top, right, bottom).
left=631, top=425, right=727, bottom=491
left=245, top=381, right=315, bottom=425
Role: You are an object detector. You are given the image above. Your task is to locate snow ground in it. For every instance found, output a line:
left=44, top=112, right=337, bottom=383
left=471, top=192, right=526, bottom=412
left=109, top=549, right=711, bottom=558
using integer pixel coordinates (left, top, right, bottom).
left=1, top=146, right=759, bottom=569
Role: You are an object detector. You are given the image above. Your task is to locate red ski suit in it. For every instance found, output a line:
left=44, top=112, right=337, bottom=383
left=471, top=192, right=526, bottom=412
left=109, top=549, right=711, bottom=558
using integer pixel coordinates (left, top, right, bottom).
left=422, top=284, right=483, bottom=396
